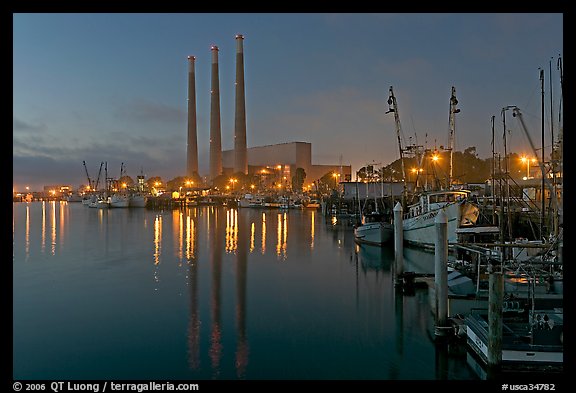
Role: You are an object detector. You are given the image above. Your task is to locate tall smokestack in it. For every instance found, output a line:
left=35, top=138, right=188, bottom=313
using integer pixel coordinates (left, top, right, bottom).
left=186, top=55, right=199, bottom=178
left=234, top=34, right=248, bottom=175
left=209, top=45, right=222, bottom=182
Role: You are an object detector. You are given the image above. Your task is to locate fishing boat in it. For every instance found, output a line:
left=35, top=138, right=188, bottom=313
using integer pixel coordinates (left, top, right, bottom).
left=403, top=189, right=479, bottom=247
left=465, top=308, right=563, bottom=375
left=129, top=193, right=147, bottom=208
left=109, top=193, right=130, bottom=208
left=353, top=167, right=393, bottom=245
left=354, top=211, right=393, bottom=245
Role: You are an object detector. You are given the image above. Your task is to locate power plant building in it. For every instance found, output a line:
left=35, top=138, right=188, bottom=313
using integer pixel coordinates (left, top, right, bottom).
left=187, top=35, right=351, bottom=186
left=222, top=141, right=352, bottom=185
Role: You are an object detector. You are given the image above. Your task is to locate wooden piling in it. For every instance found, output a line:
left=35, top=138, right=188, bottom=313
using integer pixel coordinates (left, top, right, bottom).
left=488, top=271, right=503, bottom=370
left=434, top=209, right=448, bottom=336
left=393, top=202, right=404, bottom=281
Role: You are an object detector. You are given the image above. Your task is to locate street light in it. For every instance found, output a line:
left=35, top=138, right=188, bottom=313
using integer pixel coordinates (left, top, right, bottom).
left=229, top=178, right=237, bottom=193
left=332, top=172, right=340, bottom=189
left=520, top=156, right=537, bottom=180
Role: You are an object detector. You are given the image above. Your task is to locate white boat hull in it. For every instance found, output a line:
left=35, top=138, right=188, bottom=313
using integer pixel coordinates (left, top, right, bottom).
left=129, top=194, right=147, bottom=208
left=109, top=194, right=130, bottom=208
left=354, top=222, right=393, bottom=245
left=403, top=201, right=478, bottom=247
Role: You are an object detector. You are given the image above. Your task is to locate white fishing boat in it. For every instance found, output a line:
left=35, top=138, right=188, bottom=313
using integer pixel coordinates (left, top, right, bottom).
left=403, top=189, right=479, bottom=247
left=109, top=193, right=130, bottom=208
left=95, top=197, right=109, bottom=208
left=129, top=193, right=147, bottom=208
left=87, top=194, right=100, bottom=208
left=354, top=211, right=393, bottom=245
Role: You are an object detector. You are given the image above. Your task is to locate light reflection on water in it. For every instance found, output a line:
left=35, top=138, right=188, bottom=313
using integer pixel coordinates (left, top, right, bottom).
left=13, top=202, right=478, bottom=380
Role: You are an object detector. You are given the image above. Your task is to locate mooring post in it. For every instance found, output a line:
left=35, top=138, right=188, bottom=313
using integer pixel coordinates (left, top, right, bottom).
left=393, top=202, right=404, bottom=281
left=434, top=209, right=448, bottom=336
left=488, top=270, right=503, bottom=371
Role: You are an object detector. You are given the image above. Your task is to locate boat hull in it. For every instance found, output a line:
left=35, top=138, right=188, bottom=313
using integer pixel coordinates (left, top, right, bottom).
left=354, top=222, right=393, bottom=245
left=465, top=313, right=563, bottom=374
left=129, top=194, right=147, bottom=208
left=109, top=195, right=130, bottom=208
left=403, top=201, right=477, bottom=247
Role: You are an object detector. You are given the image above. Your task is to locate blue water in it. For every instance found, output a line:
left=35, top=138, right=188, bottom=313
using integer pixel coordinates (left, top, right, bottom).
left=13, top=202, right=478, bottom=380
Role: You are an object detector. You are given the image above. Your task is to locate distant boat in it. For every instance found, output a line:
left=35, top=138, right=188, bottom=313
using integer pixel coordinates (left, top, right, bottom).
left=96, top=197, right=109, bottom=209
left=109, top=194, right=130, bottom=208
left=403, top=189, right=479, bottom=248
left=354, top=211, right=393, bottom=245
left=87, top=194, right=100, bottom=208
left=129, top=193, right=147, bottom=208
left=304, top=199, right=320, bottom=209
left=66, top=193, right=83, bottom=202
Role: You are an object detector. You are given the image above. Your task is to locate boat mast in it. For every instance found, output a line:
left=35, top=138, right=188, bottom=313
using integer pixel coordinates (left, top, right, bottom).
left=83, top=160, right=93, bottom=191
left=95, top=162, right=104, bottom=191
left=556, top=55, right=563, bottom=241
left=386, top=86, right=406, bottom=206
left=511, top=107, right=559, bottom=230
left=539, top=68, right=545, bottom=240
left=491, top=116, right=496, bottom=225
left=502, top=106, right=514, bottom=242
left=448, top=86, right=460, bottom=189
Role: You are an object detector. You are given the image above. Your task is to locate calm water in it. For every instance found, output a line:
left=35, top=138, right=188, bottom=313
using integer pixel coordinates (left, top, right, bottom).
left=13, top=202, right=479, bottom=380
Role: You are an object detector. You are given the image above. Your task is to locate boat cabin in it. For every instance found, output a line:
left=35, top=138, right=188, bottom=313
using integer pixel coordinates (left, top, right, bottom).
left=361, top=211, right=390, bottom=225
left=405, top=190, right=470, bottom=219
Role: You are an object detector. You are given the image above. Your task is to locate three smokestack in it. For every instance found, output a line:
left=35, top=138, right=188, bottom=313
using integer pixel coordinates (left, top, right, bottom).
left=209, top=46, right=223, bottom=181
left=234, top=34, right=248, bottom=175
left=189, top=36, right=247, bottom=183
left=186, top=56, right=198, bottom=178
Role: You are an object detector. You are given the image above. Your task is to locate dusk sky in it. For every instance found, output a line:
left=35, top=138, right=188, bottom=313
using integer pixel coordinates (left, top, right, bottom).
left=13, top=13, right=563, bottom=191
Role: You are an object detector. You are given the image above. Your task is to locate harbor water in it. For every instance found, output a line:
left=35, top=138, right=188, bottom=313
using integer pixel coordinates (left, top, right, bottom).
left=13, top=201, right=479, bottom=380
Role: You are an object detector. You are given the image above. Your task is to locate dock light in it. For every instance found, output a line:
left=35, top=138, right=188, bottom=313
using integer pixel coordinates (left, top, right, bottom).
left=411, top=168, right=418, bottom=173
left=250, top=184, right=255, bottom=190
left=432, top=154, right=440, bottom=162
left=277, top=165, right=282, bottom=170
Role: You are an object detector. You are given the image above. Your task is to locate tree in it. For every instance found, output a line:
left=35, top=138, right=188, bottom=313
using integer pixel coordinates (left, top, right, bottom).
left=167, top=176, right=189, bottom=191
left=146, top=176, right=163, bottom=191
left=291, top=167, right=306, bottom=192
left=211, top=174, right=229, bottom=191
left=118, top=176, right=135, bottom=188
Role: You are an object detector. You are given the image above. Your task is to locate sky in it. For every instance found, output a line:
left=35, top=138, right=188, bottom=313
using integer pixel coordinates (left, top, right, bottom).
left=13, top=13, right=563, bottom=191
